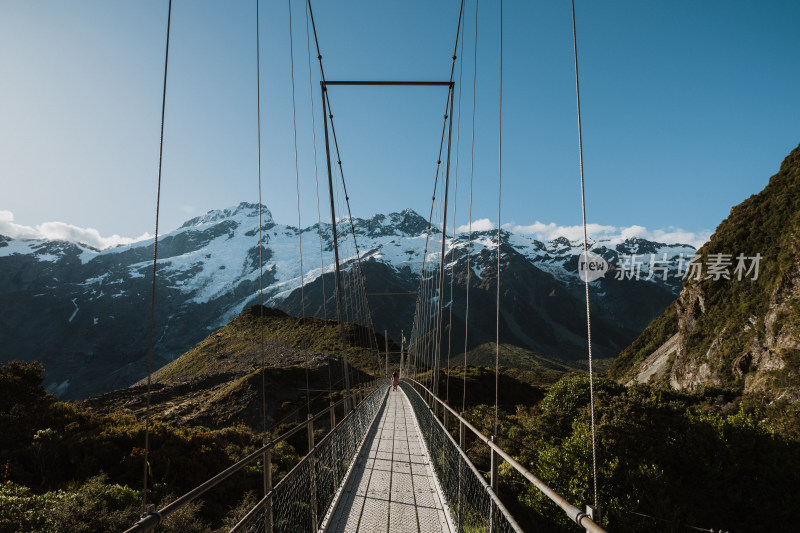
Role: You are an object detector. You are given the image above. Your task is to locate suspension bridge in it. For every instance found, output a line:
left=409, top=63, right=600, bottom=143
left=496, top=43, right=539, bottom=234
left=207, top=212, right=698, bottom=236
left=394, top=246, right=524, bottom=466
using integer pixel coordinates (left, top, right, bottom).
left=125, top=379, right=603, bottom=533
left=125, top=0, right=606, bottom=531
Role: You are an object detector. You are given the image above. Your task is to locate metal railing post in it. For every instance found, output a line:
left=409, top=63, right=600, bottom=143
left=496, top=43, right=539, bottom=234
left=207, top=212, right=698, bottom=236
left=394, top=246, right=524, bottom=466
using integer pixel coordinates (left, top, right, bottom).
left=264, top=444, right=273, bottom=533
left=330, top=402, right=343, bottom=487
left=585, top=505, right=601, bottom=533
left=490, top=435, right=499, bottom=533
left=400, top=331, right=405, bottom=377
left=458, top=415, right=465, bottom=532
left=307, top=414, right=318, bottom=531
left=490, top=436, right=499, bottom=491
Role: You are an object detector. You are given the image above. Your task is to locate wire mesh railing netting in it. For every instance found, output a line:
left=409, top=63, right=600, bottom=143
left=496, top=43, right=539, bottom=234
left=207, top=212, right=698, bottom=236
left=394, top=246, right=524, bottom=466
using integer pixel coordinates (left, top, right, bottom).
left=231, top=383, right=388, bottom=533
left=402, top=382, right=520, bottom=533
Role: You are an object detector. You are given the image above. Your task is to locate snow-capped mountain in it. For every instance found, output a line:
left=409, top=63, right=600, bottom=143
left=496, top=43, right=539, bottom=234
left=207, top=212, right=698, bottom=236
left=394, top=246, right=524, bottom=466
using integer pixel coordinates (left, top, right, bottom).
left=0, top=202, right=695, bottom=399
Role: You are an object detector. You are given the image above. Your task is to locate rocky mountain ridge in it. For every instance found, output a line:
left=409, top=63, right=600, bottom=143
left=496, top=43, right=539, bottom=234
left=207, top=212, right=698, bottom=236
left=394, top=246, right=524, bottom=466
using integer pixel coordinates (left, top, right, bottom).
left=1, top=202, right=694, bottom=399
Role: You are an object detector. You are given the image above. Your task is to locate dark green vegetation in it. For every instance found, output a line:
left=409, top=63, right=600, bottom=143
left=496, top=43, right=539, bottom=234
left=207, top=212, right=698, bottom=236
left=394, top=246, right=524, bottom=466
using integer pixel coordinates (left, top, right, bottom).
left=454, top=373, right=800, bottom=532
left=417, top=365, right=549, bottom=412
left=609, top=143, right=800, bottom=397
left=0, top=361, right=249, bottom=531
left=459, top=342, right=611, bottom=378
left=0, top=360, right=338, bottom=532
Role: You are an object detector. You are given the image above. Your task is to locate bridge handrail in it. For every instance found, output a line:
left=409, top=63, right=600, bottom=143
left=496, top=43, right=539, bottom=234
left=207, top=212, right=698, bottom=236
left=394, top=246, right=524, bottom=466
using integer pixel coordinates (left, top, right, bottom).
left=123, top=382, right=378, bottom=533
left=403, top=378, right=606, bottom=533
left=231, top=382, right=388, bottom=532
left=401, top=381, right=524, bottom=532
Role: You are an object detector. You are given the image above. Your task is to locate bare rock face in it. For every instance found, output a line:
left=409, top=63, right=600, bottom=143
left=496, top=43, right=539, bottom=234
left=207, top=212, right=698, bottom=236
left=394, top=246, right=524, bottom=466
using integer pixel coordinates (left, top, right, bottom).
left=628, top=332, right=680, bottom=385
left=629, top=252, right=800, bottom=397
left=765, top=254, right=800, bottom=350
left=668, top=330, right=722, bottom=391
left=676, top=284, right=705, bottom=334
left=738, top=257, right=800, bottom=395
left=665, top=285, right=714, bottom=390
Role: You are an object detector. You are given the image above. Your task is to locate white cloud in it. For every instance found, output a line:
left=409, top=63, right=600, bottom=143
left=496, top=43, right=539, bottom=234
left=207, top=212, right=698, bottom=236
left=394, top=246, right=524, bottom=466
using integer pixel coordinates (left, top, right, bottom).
left=0, top=210, right=150, bottom=250
left=455, top=216, right=712, bottom=248
left=504, top=221, right=620, bottom=242
left=455, top=218, right=495, bottom=233
left=510, top=222, right=711, bottom=248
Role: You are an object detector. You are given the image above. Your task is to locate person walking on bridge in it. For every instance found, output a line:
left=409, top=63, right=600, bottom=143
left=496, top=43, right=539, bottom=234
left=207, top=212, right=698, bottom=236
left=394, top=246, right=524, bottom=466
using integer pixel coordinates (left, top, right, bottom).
left=390, top=371, right=399, bottom=392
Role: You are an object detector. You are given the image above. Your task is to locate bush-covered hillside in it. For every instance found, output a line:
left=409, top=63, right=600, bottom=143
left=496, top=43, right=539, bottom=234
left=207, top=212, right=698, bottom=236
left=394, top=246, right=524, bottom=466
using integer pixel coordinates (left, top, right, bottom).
left=83, top=305, right=386, bottom=431
left=460, top=373, right=800, bottom=532
left=0, top=361, right=312, bottom=533
left=609, top=143, right=800, bottom=396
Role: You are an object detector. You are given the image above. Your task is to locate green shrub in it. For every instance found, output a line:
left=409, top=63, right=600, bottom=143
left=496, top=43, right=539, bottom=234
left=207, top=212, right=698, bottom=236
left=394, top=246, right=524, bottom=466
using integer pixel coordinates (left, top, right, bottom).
left=490, top=374, right=800, bottom=531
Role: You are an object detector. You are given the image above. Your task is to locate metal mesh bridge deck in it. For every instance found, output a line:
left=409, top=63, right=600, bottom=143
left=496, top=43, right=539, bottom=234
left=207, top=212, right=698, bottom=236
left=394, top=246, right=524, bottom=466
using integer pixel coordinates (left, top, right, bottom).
left=325, top=387, right=452, bottom=532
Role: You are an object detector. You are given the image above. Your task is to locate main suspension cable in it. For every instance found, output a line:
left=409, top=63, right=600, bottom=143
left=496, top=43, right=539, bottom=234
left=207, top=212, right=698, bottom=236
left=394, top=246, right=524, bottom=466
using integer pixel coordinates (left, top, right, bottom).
left=446, top=0, right=466, bottom=407
left=435, top=0, right=463, bottom=399
left=142, top=0, right=172, bottom=516
left=304, top=0, right=328, bottom=326
left=446, top=24, right=465, bottom=407
left=572, top=0, right=600, bottom=511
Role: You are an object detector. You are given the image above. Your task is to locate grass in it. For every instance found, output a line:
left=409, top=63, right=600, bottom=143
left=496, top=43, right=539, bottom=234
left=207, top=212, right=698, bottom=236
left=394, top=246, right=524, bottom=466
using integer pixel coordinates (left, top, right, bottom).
left=156, top=305, right=395, bottom=384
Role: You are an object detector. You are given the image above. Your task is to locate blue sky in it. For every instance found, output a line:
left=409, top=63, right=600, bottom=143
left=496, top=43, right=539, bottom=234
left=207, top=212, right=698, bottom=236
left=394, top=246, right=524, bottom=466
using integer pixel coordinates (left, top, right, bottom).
left=1, top=0, right=798, bottom=249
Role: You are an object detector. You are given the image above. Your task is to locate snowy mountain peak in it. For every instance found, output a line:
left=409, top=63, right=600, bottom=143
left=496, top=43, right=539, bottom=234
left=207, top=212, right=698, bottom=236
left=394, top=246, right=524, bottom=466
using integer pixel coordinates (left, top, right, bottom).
left=179, top=202, right=272, bottom=229
left=550, top=236, right=573, bottom=248
left=356, top=209, right=429, bottom=238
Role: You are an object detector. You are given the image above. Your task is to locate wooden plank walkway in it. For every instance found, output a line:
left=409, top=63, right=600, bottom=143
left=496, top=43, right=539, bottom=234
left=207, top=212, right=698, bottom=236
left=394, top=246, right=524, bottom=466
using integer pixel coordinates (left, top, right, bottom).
left=327, top=387, right=452, bottom=533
